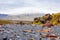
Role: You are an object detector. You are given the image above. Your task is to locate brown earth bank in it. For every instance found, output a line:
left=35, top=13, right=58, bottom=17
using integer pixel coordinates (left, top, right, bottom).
left=0, top=20, right=33, bottom=24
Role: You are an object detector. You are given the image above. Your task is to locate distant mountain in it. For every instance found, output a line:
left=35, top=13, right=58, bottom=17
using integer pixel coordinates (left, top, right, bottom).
left=0, top=13, right=45, bottom=21
left=0, top=14, right=8, bottom=16
left=0, top=14, right=8, bottom=19
left=16, top=13, right=45, bottom=21
left=16, top=13, right=45, bottom=18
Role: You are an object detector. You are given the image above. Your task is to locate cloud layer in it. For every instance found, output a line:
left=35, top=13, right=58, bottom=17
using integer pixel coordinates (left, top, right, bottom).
left=0, top=0, right=60, bottom=15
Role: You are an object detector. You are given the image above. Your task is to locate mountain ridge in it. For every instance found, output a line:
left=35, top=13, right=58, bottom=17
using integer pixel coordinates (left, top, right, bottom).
left=0, top=13, right=45, bottom=21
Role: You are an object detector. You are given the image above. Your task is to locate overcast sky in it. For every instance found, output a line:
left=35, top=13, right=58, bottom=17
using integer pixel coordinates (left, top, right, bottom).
left=0, top=0, right=60, bottom=15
